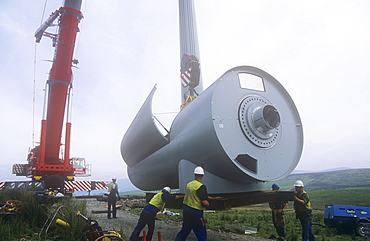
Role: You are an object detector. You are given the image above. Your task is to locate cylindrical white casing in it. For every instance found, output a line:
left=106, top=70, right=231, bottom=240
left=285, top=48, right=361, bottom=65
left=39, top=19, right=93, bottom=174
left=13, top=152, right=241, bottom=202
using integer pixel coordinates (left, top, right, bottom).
left=121, top=66, right=303, bottom=192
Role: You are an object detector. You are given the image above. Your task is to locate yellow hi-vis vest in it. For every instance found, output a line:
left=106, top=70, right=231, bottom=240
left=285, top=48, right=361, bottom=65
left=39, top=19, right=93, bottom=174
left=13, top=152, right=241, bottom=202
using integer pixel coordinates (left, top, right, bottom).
left=108, top=182, right=118, bottom=193
left=149, top=192, right=165, bottom=211
left=294, top=190, right=312, bottom=212
left=183, top=180, right=206, bottom=211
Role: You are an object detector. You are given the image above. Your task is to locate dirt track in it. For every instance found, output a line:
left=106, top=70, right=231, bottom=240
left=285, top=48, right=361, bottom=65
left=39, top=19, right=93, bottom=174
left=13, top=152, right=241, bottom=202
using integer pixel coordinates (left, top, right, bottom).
left=85, top=198, right=270, bottom=241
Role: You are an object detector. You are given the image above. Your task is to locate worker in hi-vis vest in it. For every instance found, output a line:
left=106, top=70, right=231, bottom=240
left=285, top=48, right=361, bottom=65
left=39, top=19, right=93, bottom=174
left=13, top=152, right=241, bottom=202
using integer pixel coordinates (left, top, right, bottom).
left=129, top=187, right=183, bottom=241
left=175, top=166, right=221, bottom=241
left=293, top=180, right=315, bottom=241
left=107, top=176, right=120, bottom=219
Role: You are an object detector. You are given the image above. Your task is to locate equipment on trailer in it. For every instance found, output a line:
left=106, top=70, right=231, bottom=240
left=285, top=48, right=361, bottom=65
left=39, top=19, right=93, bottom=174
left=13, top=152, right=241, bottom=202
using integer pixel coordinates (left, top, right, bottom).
left=324, top=205, right=370, bottom=237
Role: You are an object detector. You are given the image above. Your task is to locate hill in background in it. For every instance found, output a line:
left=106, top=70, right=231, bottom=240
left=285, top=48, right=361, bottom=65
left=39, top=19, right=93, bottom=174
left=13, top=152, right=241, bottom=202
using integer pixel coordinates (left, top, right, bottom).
left=74, top=168, right=370, bottom=196
left=74, top=178, right=139, bottom=196
left=265, top=168, right=370, bottom=191
left=119, top=168, right=370, bottom=194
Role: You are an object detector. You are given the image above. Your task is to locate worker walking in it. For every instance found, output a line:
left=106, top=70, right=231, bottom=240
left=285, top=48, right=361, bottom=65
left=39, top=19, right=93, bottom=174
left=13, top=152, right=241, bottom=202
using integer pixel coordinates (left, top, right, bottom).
left=269, top=183, right=288, bottom=241
left=107, top=177, right=120, bottom=219
left=175, top=166, right=221, bottom=241
left=130, top=187, right=183, bottom=241
left=293, top=180, right=316, bottom=241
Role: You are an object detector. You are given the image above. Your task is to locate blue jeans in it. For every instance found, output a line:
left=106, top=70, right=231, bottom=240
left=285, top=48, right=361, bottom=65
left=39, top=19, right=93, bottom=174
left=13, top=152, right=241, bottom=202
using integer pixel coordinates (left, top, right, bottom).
left=130, top=210, right=156, bottom=241
left=298, top=214, right=315, bottom=241
left=272, top=210, right=285, bottom=238
left=175, top=205, right=207, bottom=241
left=274, top=225, right=285, bottom=238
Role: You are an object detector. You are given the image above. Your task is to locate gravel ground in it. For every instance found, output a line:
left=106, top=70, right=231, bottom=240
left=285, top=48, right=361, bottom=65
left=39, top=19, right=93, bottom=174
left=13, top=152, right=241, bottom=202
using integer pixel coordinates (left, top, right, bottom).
left=84, top=198, right=271, bottom=241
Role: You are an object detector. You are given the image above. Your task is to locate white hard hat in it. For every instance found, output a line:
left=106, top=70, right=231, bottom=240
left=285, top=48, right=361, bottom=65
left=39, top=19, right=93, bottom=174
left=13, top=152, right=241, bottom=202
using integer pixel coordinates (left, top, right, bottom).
left=163, top=187, right=171, bottom=193
left=112, top=176, right=117, bottom=180
left=194, top=166, right=204, bottom=175
left=294, top=180, right=304, bottom=187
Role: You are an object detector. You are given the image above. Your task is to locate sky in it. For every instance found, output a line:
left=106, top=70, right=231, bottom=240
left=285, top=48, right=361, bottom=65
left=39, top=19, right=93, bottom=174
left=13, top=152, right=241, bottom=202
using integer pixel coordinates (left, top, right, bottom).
left=1, top=1, right=370, bottom=183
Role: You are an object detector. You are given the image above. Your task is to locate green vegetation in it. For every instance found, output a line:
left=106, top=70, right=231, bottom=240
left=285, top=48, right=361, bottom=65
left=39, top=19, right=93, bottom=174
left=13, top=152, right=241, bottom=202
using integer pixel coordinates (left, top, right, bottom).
left=264, top=168, right=370, bottom=191
left=0, top=188, right=48, bottom=240
left=0, top=189, right=89, bottom=241
left=309, top=188, right=370, bottom=209
left=1, top=169, right=369, bottom=240
left=150, top=187, right=370, bottom=241
left=203, top=207, right=365, bottom=241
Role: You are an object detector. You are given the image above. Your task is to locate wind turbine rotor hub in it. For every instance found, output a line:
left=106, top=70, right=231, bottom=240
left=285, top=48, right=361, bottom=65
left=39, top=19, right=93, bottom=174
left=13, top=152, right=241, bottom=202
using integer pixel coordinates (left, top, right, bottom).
left=239, top=95, right=280, bottom=148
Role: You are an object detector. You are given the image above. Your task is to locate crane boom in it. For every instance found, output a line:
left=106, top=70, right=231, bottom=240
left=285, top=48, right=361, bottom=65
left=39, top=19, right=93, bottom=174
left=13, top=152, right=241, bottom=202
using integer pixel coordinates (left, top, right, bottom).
left=13, top=0, right=91, bottom=193
left=43, top=3, right=82, bottom=165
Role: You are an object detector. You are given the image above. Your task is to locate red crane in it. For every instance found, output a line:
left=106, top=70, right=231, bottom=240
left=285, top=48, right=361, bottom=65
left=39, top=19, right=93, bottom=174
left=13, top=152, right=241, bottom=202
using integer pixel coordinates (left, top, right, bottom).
left=13, top=0, right=90, bottom=194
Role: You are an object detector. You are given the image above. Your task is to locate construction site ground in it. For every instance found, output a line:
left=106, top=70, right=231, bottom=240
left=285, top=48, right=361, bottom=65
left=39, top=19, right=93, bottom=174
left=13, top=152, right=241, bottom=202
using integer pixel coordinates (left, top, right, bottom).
left=85, top=198, right=270, bottom=241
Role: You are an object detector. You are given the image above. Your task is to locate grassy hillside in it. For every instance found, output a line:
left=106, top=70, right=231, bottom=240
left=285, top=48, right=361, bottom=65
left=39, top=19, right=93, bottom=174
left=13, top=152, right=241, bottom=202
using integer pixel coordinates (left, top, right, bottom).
left=264, top=168, right=370, bottom=191
left=151, top=188, right=370, bottom=241
left=127, top=169, right=370, bottom=240
left=308, top=188, right=370, bottom=209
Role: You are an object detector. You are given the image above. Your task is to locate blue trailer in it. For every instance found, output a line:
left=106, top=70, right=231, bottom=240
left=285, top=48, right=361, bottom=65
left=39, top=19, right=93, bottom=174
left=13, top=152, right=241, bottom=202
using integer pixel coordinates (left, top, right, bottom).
left=324, top=205, right=370, bottom=236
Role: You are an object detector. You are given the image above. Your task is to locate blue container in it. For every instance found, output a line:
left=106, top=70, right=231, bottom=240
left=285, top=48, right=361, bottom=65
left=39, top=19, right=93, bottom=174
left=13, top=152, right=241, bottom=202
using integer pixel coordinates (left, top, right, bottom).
left=324, top=205, right=370, bottom=236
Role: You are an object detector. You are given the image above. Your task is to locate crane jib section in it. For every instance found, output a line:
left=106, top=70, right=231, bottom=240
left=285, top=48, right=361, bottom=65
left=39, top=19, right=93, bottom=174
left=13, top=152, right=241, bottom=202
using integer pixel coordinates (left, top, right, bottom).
left=29, top=3, right=83, bottom=179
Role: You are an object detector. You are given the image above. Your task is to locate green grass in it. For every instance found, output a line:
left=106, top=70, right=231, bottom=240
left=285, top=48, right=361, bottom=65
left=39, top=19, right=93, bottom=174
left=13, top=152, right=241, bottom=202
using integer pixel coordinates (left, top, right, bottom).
left=3, top=187, right=370, bottom=240
left=309, top=188, right=370, bottom=210
left=40, top=198, right=89, bottom=241
left=146, top=188, right=370, bottom=241
left=150, top=206, right=365, bottom=241
left=202, top=208, right=365, bottom=241
left=0, top=189, right=89, bottom=241
left=0, top=188, right=48, bottom=240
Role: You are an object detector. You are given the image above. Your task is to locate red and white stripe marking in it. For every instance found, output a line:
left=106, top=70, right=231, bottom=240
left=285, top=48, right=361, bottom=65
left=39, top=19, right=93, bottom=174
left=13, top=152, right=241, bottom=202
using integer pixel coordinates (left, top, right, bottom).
left=181, top=68, right=192, bottom=87
left=0, top=181, right=108, bottom=192
left=65, top=181, right=108, bottom=191
left=12, top=164, right=27, bottom=174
